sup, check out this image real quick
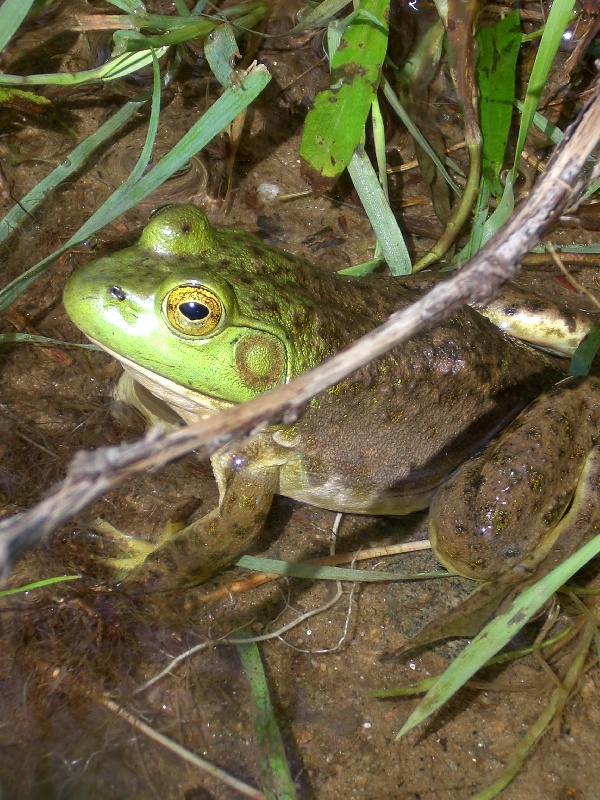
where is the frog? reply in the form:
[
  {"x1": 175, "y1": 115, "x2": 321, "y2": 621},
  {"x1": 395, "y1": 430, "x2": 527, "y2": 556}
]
[{"x1": 62, "y1": 203, "x2": 600, "y2": 604}]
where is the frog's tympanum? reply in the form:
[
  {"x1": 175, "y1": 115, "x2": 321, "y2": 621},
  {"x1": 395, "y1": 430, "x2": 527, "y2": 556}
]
[{"x1": 63, "y1": 204, "x2": 600, "y2": 609}]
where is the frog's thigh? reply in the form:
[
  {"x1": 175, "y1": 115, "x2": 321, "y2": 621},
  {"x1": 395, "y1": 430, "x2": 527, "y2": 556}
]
[
  {"x1": 428, "y1": 377, "x2": 600, "y2": 580},
  {"x1": 124, "y1": 450, "x2": 280, "y2": 591}
]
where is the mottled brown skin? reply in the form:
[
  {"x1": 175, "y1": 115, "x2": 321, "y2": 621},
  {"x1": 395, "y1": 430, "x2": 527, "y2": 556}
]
[{"x1": 430, "y1": 376, "x2": 600, "y2": 579}]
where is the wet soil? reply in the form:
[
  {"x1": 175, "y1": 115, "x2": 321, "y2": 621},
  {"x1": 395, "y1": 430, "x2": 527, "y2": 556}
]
[{"x1": 1, "y1": 2, "x2": 600, "y2": 799}]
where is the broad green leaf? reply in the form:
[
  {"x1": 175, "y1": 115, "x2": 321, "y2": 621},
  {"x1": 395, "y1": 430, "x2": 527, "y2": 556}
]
[
  {"x1": 479, "y1": 0, "x2": 575, "y2": 249},
  {"x1": 300, "y1": 0, "x2": 390, "y2": 178},
  {"x1": 476, "y1": 11, "x2": 521, "y2": 196}
]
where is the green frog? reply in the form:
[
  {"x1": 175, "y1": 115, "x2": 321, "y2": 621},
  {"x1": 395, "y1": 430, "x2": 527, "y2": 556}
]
[{"x1": 62, "y1": 204, "x2": 600, "y2": 597}]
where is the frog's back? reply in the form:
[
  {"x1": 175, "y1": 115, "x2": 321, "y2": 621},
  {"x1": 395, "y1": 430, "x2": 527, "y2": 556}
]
[{"x1": 270, "y1": 283, "x2": 563, "y2": 515}]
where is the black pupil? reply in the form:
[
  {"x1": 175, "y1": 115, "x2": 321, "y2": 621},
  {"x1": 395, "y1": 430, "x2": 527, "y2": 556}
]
[
  {"x1": 180, "y1": 301, "x2": 210, "y2": 321},
  {"x1": 110, "y1": 285, "x2": 126, "y2": 301}
]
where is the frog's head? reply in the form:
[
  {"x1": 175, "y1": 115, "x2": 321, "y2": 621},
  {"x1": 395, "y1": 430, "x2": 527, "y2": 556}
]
[{"x1": 63, "y1": 205, "x2": 294, "y2": 408}]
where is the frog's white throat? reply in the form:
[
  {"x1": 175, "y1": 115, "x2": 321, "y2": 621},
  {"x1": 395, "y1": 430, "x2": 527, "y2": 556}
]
[{"x1": 92, "y1": 340, "x2": 232, "y2": 427}]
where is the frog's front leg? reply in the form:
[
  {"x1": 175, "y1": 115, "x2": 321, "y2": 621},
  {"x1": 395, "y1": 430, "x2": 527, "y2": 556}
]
[{"x1": 106, "y1": 439, "x2": 282, "y2": 592}]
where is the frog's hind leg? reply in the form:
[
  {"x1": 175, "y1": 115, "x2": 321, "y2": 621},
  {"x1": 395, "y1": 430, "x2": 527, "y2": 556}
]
[
  {"x1": 477, "y1": 285, "x2": 592, "y2": 357},
  {"x1": 390, "y1": 442, "x2": 600, "y2": 657},
  {"x1": 392, "y1": 376, "x2": 600, "y2": 655}
]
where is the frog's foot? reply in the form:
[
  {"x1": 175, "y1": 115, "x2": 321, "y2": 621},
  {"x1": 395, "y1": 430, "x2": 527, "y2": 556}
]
[
  {"x1": 103, "y1": 507, "x2": 262, "y2": 591},
  {"x1": 92, "y1": 517, "x2": 191, "y2": 580},
  {"x1": 385, "y1": 579, "x2": 514, "y2": 659},
  {"x1": 91, "y1": 467, "x2": 279, "y2": 591}
]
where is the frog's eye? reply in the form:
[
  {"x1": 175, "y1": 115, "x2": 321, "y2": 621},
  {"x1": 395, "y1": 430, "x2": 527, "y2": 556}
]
[
  {"x1": 163, "y1": 284, "x2": 223, "y2": 336},
  {"x1": 148, "y1": 203, "x2": 175, "y2": 220}
]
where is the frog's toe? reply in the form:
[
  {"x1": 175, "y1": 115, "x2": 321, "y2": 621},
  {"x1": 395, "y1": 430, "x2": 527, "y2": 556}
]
[{"x1": 92, "y1": 518, "x2": 157, "y2": 576}]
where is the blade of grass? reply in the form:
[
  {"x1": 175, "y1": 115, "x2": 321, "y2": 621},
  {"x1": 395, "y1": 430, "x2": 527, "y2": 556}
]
[
  {"x1": 289, "y1": 0, "x2": 353, "y2": 34},
  {"x1": 0, "y1": 64, "x2": 271, "y2": 314},
  {"x1": 127, "y1": 48, "x2": 161, "y2": 184},
  {"x1": 0, "y1": 334, "x2": 97, "y2": 347},
  {"x1": 0, "y1": 95, "x2": 148, "y2": 246},
  {"x1": 0, "y1": 47, "x2": 169, "y2": 85},
  {"x1": 471, "y1": 617, "x2": 596, "y2": 800},
  {"x1": 512, "y1": 0, "x2": 577, "y2": 170},
  {"x1": 347, "y1": 145, "x2": 412, "y2": 274},
  {"x1": 107, "y1": 0, "x2": 147, "y2": 12},
  {"x1": 0, "y1": 0, "x2": 37, "y2": 52},
  {"x1": 237, "y1": 555, "x2": 448, "y2": 582},
  {"x1": 0, "y1": 575, "x2": 81, "y2": 597},
  {"x1": 397, "y1": 532, "x2": 600, "y2": 739},
  {"x1": 236, "y1": 640, "x2": 298, "y2": 800},
  {"x1": 381, "y1": 75, "x2": 460, "y2": 194}
]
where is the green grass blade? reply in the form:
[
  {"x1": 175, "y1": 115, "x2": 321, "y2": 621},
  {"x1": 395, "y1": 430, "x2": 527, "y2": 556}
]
[
  {"x1": 347, "y1": 146, "x2": 412, "y2": 274},
  {"x1": 0, "y1": 47, "x2": 169, "y2": 85},
  {"x1": 512, "y1": 0, "x2": 576, "y2": 170},
  {"x1": 514, "y1": 100, "x2": 564, "y2": 144},
  {"x1": 107, "y1": 0, "x2": 147, "y2": 11},
  {"x1": 127, "y1": 50, "x2": 161, "y2": 184},
  {"x1": 397, "y1": 533, "x2": 600, "y2": 739},
  {"x1": 0, "y1": 96, "x2": 148, "y2": 246},
  {"x1": 290, "y1": 0, "x2": 353, "y2": 34},
  {"x1": 382, "y1": 76, "x2": 460, "y2": 195},
  {"x1": 0, "y1": 334, "x2": 96, "y2": 347},
  {"x1": 237, "y1": 555, "x2": 449, "y2": 582},
  {"x1": 0, "y1": 0, "x2": 36, "y2": 52},
  {"x1": 0, "y1": 64, "x2": 271, "y2": 315},
  {"x1": 236, "y1": 640, "x2": 298, "y2": 800},
  {"x1": 0, "y1": 575, "x2": 81, "y2": 597},
  {"x1": 300, "y1": 0, "x2": 390, "y2": 178},
  {"x1": 479, "y1": 171, "x2": 515, "y2": 246}
]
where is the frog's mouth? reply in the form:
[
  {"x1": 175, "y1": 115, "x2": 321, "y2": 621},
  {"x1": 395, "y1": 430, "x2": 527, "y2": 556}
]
[{"x1": 88, "y1": 338, "x2": 233, "y2": 425}]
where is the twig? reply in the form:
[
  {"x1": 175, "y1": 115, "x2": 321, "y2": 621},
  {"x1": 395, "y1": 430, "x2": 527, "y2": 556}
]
[{"x1": 101, "y1": 697, "x2": 266, "y2": 800}]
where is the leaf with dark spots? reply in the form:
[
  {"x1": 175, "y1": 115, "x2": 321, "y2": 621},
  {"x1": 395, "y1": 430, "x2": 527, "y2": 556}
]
[{"x1": 299, "y1": 0, "x2": 390, "y2": 178}]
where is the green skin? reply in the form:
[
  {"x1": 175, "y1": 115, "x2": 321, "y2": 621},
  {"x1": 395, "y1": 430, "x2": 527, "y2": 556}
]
[{"x1": 63, "y1": 204, "x2": 600, "y2": 592}]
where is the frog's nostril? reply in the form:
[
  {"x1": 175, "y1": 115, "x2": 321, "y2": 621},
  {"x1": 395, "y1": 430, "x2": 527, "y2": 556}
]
[{"x1": 110, "y1": 285, "x2": 126, "y2": 301}]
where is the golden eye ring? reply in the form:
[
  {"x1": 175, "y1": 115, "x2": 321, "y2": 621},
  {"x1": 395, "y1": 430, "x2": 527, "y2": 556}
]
[{"x1": 164, "y1": 284, "x2": 223, "y2": 336}]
